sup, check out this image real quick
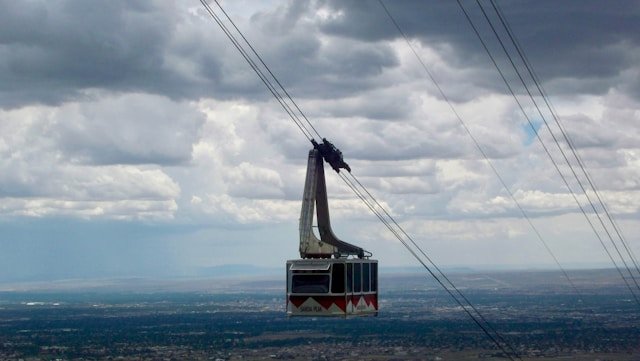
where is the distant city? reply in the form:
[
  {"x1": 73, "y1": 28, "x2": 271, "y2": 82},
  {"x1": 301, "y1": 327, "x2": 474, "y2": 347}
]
[{"x1": 0, "y1": 268, "x2": 638, "y2": 360}]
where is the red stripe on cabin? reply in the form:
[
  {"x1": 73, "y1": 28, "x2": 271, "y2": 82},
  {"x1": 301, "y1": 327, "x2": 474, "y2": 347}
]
[
  {"x1": 333, "y1": 297, "x2": 347, "y2": 312},
  {"x1": 352, "y1": 295, "x2": 361, "y2": 307},
  {"x1": 364, "y1": 294, "x2": 378, "y2": 310},
  {"x1": 289, "y1": 296, "x2": 307, "y2": 308},
  {"x1": 316, "y1": 296, "x2": 346, "y2": 312},
  {"x1": 289, "y1": 296, "x2": 347, "y2": 312},
  {"x1": 316, "y1": 296, "x2": 333, "y2": 310}
]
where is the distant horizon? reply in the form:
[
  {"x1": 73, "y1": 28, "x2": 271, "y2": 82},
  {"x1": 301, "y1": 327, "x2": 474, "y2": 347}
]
[{"x1": 0, "y1": 261, "x2": 621, "y2": 287}]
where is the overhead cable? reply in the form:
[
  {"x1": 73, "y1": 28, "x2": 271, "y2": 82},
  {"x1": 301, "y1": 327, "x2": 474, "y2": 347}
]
[
  {"x1": 376, "y1": 0, "x2": 583, "y2": 300},
  {"x1": 455, "y1": 0, "x2": 640, "y2": 303},
  {"x1": 199, "y1": 0, "x2": 314, "y2": 141},
  {"x1": 487, "y1": 0, "x2": 640, "y2": 279},
  {"x1": 200, "y1": 1, "x2": 521, "y2": 358},
  {"x1": 472, "y1": 0, "x2": 640, "y2": 294},
  {"x1": 339, "y1": 172, "x2": 520, "y2": 360}
]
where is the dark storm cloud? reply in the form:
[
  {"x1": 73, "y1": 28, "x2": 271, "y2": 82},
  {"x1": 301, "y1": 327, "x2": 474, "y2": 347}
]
[
  {"x1": 0, "y1": 0, "x2": 400, "y2": 108},
  {"x1": 2, "y1": 0, "x2": 638, "y2": 109},
  {"x1": 319, "y1": 0, "x2": 640, "y2": 98},
  {"x1": 0, "y1": 0, "x2": 269, "y2": 108},
  {"x1": 0, "y1": 1, "x2": 181, "y2": 107},
  {"x1": 238, "y1": 4, "x2": 400, "y2": 101}
]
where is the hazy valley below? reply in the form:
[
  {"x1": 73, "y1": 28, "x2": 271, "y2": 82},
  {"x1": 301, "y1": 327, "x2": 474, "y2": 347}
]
[{"x1": 0, "y1": 268, "x2": 638, "y2": 360}]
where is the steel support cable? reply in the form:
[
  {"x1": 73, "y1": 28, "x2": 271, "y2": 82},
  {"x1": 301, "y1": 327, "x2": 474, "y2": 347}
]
[
  {"x1": 203, "y1": 0, "x2": 314, "y2": 140},
  {"x1": 199, "y1": 0, "x2": 314, "y2": 141},
  {"x1": 455, "y1": 0, "x2": 640, "y2": 305},
  {"x1": 560, "y1": 134, "x2": 640, "y2": 277},
  {"x1": 376, "y1": 0, "x2": 583, "y2": 300},
  {"x1": 473, "y1": 0, "x2": 640, "y2": 293},
  {"x1": 346, "y1": 170, "x2": 523, "y2": 359},
  {"x1": 209, "y1": 0, "x2": 323, "y2": 141},
  {"x1": 541, "y1": 98, "x2": 640, "y2": 277},
  {"x1": 338, "y1": 173, "x2": 519, "y2": 360},
  {"x1": 342, "y1": 172, "x2": 521, "y2": 359},
  {"x1": 201, "y1": 1, "x2": 312, "y2": 140},
  {"x1": 488, "y1": 0, "x2": 640, "y2": 278},
  {"x1": 201, "y1": 1, "x2": 523, "y2": 356},
  {"x1": 474, "y1": 0, "x2": 640, "y2": 293}
]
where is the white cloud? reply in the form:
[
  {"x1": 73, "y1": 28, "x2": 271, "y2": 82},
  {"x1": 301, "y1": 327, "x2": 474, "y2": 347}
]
[
  {"x1": 405, "y1": 218, "x2": 526, "y2": 242},
  {"x1": 0, "y1": 198, "x2": 177, "y2": 220},
  {"x1": 226, "y1": 162, "x2": 285, "y2": 199},
  {"x1": 1, "y1": 1, "x2": 640, "y2": 276},
  {"x1": 197, "y1": 193, "x2": 297, "y2": 224},
  {"x1": 0, "y1": 97, "x2": 183, "y2": 220},
  {"x1": 52, "y1": 92, "x2": 205, "y2": 165}
]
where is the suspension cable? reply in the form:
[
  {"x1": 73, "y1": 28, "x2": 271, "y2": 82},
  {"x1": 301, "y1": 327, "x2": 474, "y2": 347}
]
[
  {"x1": 209, "y1": 0, "x2": 323, "y2": 141},
  {"x1": 200, "y1": 1, "x2": 521, "y2": 357},
  {"x1": 455, "y1": 0, "x2": 640, "y2": 305},
  {"x1": 487, "y1": 0, "x2": 640, "y2": 279},
  {"x1": 339, "y1": 172, "x2": 520, "y2": 359},
  {"x1": 377, "y1": 0, "x2": 583, "y2": 300},
  {"x1": 200, "y1": 0, "x2": 314, "y2": 141},
  {"x1": 473, "y1": 0, "x2": 640, "y2": 294}
]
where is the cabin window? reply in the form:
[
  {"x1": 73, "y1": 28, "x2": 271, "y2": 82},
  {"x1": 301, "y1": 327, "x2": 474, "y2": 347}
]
[
  {"x1": 331, "y1": 263, "x2": 345, "y2": 293},
  {"x1": 363, "y1": 262, "x2": 370, "y2": 292},
  {"x1": 371, "y1": 263, "x2": 378, "y2": 292},
  {"x1": 292, "y1": 274, "x2": 330, "y2": 293},
  {"x1": 354, "y1": 263, "x2": 362, "y2": 293},
  {"x1": 346, "y1": 263, "x2": 353, "y2": 293}
]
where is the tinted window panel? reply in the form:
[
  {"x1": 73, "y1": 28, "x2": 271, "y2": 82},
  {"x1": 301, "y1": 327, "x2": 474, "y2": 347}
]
[
  {"x1": 292, "y1": 275, "x2": 330, "y2": 293},
  {"x1": 371, "y1": 263, "x2": 378, "y2": 292},
  {"x1": 354, "y1": 263, "x2": 362, "y2": 293},
  {"x1": 346, "y1": 263, "x2": 353, "y2": 293},
  {"x1": 363, "y1": 263, "x2": 370, "y2": 292},
  {"x1": 331, "y1": 263, "x2": 345, "y2": 293}
]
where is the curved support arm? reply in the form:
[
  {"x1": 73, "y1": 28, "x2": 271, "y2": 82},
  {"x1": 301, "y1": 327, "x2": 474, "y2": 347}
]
[
  {"x1": 299, "y1": 150, "x2": 336, "y2": 258},
  {"x1": 298, "y1": 147, "x2": 366, "y2": 259},
  {"x1": 313, "y1": 150, "x2": 364, "y2": 258}
]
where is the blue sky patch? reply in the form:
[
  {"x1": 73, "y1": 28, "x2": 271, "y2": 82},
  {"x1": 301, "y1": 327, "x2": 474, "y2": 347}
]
[{"x1": 522, "y1": 119, "x2": 542, "y2": 146}]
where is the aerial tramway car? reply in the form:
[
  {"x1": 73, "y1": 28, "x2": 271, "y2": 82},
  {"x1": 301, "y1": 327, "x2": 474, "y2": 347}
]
[{"x1": 286, "y1": 139, "x2": 378, "y2": 317}]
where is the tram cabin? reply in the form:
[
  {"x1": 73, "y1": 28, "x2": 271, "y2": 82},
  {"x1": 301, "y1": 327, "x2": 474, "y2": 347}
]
[{"x1": 286, "y1": 258, "x2": 378, "y2": 317}]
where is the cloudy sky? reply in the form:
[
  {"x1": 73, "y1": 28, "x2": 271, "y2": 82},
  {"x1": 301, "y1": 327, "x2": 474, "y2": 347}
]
[{"x1": 1, "y1": 0, "x2": 639, "y2": 282}]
